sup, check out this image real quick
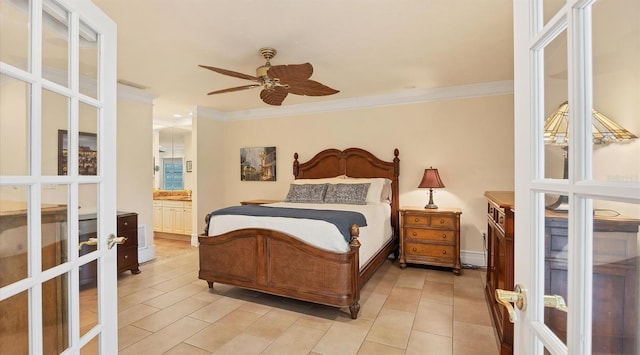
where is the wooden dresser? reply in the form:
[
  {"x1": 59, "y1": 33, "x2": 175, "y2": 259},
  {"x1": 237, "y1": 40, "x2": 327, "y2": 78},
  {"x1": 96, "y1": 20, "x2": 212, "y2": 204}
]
[
  {"x1": 484, "y1": 191, "x2": 639, "y2": 354},
  {"x1": 79, "y1": 211, "x2": 140, "y2": 287},
  {"x1": 399, "y1": 207, "x2": 462, "y2": 274}
]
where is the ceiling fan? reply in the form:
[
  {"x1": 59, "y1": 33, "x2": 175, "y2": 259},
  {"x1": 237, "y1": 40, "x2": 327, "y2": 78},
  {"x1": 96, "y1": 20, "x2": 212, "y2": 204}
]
[{"x1": 199, "y1": 47, "x2": 339, "y2": 106}]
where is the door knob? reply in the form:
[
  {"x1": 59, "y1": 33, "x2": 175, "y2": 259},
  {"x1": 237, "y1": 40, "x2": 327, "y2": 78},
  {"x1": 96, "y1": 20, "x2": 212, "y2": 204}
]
[
  {"x1": 495, "y1": 284, "x2": 527, "y2": 323},
  {"x1": 107, "y1": 234, "x2": 127, "y2": 249}
]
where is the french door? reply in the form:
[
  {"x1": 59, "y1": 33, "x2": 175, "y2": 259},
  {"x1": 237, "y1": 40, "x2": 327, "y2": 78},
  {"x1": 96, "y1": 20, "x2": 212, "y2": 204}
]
[
  {"x1": 512, "y1": 0, "x2": 639, "y2": 354},
  {"x1": 0, "y1": 0, "x2": 118, "y2": 353}
]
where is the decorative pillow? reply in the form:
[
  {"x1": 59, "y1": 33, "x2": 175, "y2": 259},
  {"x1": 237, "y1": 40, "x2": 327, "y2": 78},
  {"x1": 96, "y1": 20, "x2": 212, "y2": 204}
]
[
  {"x1": 284, "y1": 184, "x2": 328, "y2": 203},
  {"x1": 342, "y1": 177, "x2": 392, "y2": 204},
  {"x1": 324, "y1": 183, "x2": 370, "y2": 205}
]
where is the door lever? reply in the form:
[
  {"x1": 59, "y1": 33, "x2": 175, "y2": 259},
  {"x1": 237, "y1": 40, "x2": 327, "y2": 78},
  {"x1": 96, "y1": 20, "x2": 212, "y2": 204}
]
[
  {"x1": 495, "y1": 284, "x2": 527, "y2": 323},
  {"x1": 544, "y1": 294, "x2": 568, "y2": 312},
  {"x1": 107, "y1": 234, "x2": 127, "y2": 249}
]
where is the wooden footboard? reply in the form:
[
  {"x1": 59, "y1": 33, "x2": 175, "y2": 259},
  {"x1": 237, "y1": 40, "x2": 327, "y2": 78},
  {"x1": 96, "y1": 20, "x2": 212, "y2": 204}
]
[{"x1": 198, "y1": 225, "x2": 363, "y2": 318}]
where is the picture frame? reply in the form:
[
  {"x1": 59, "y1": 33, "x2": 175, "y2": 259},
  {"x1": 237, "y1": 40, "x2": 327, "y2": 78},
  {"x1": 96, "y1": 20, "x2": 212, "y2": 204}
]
[
  {"x1": 186, "y1": 160, "x2": 192, "y2": 173},
  {"x1": 240, "y1": 146, "x2": 276, "y2": 181},
  {"x1": 58, "y1": 130, "x2": 98, "y2": 176}
]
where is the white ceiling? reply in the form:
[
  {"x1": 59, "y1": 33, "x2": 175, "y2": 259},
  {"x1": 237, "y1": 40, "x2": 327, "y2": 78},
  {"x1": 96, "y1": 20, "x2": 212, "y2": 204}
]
[{"x1": 92, "y1": 0, "x2": 514, "y2": 121}]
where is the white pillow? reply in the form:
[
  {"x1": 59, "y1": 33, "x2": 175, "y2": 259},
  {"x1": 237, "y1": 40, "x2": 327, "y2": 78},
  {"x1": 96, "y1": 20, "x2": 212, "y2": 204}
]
[
  {"x1": 341, "y1": 177, "x2": 392, "y2": 204},
  {"x1": 292, "y1": 175, "x2": 347, "y2": 185}
]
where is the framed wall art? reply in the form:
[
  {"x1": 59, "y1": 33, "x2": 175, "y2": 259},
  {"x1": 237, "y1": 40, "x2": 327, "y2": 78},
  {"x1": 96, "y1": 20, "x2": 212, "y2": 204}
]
[
  {"x1": 58, "y1": 130, "x2": 98, "y2": 176},
  {"x1": 240, "y1": 146, "x2": 276, "y2": 181}
]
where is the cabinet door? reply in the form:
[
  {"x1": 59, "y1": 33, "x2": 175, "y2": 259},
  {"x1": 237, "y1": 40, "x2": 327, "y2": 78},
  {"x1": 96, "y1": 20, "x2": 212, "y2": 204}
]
[
  {"x1": 153, "y1": 206, "x2": 163, "y2": 232},
  {"x1": 184, "y1": 207, "x2": 192, "y2": 235},
  {"x1": 173, "y1": 208, "x2": 185, "y2": 234},
  {"x1": 162, "y1": 207, "x2": 174, "y2": 232}
]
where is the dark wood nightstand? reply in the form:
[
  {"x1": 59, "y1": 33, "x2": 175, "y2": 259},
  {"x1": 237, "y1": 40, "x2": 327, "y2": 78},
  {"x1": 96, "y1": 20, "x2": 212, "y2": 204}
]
[
  {"x1": 399, "y1": 207, "x2": 462, "y2": 274},
  {"x1": 240, "y1": 199, "x2": 282, "y2": 205}
]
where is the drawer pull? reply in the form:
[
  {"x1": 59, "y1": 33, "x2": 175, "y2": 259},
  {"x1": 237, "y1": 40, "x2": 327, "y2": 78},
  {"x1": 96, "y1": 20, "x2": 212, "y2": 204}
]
[
  {"x1": 414, "y1": 218, "x2": 419, "y2": 223},
  {"x1": 439, "y1": 219, "x2": 445, "y2": 224},
  {"x1": 412, "y1": 247, "x2": 417, "y2": 252},
  {"x1": 123, "y1": 220, "x2": 128, "y2": 226},
  {"x1": 124, "y1": 255, "x2": 128, "y2": 259},
  {"x1": 442, "y1": 250, "x2": 447, "y2": 255},
  {"x1": 412, "y1": 232, "x2": 417, "y2": 236},
  {"x1": 442, "y1": 234, "x2": 447, "y2": 239}
]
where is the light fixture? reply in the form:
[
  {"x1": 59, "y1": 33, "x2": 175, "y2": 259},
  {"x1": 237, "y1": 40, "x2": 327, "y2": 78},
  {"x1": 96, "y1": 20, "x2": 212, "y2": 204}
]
[
  {"x1": 544, "y1": 101, "x2": 638, "y2": 210},
  {"x1": 418, "y1": 167, "x2": 445, "y2": 209}
]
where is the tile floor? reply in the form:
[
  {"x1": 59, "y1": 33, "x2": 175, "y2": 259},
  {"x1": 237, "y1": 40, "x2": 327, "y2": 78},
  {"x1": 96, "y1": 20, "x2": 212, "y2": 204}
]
[{"x1": 112, "y1": 237, "x2": 499, "y2": 354}]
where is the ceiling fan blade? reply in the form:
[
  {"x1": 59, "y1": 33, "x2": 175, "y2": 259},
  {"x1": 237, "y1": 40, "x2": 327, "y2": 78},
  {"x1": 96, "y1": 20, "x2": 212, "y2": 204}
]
[
  {"x1": 260, "y1": 87, "x2": 288, "y2": 106},
  {"x1": 267, "y1": 63, "x2": 313, "y2": 81},
  {"x1": 207, "y1": 84, "x2": 261, "y2": 95},
  {"x1": 198, "y1": 65, "x2": 259, "y2": 81},
  {"x1": 286, "y1": 79, "x2": 340, "y2": 96}
]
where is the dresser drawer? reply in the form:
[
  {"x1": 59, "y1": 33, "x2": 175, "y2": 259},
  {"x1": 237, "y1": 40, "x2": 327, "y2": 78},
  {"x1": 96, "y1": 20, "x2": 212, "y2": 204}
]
[
  {"x1": 118, "y1": 214, "x2": 137, "y2": 231},
  {"x1": 118, "y1": 229, "x2": 138, "y2": 248},
  {"x1": 404, "y1": 228, "x2": 454, "y2": 242},
  {"x1": 405, "y1": 242, "x2": 454, "y2": 259},
  {"x1": 404, "y1": 213, "x2": 429, "y2": 226},
  {"x1": 430, "y1": 215, "x2": 456, "y2": 229},
  {"x1": 117, "y1": 246, "x2": 137, "y2": 270}
]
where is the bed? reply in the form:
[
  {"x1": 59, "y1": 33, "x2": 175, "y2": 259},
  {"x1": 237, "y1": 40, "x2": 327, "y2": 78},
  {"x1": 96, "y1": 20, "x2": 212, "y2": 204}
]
[{"x1": 198, "y1": 147, "x2": 400, "y2": 319}]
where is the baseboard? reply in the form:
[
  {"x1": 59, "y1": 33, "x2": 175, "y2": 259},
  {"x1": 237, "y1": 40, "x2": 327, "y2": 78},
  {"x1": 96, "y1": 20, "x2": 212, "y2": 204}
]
[{"x1": 461, "y1": 249, "x2": 487, "y2": 268}]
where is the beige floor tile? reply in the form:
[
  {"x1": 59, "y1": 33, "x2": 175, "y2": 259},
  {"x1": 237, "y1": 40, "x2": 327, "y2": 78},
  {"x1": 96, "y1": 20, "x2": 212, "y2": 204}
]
[
  {"x1": 184, "y1": 310, "x2": 262, "y2": 351},
  {"x1": 163, "y1": 342, "x2": 211, "y2": 355},
  {"x1": 143, "y1": 283, "x2": 205, "y2": 309},
  {"x1": 188, "y1": 297, "x2": 245, "y2": 323},
  {"x1": 365, "y1": 308, "x2": 415, "y2": 349},
  {"x1": 118, "y1": 325, "x2": 151, "y2": 350},
  {"x1": 313, "y1": 320, "x2": 372, "y2": 355},
  {"x1": 190, "y1": 288, "x2": 223, "y2": 304},
  {"x1": 413, "y1": 300, "x2": 453, "y2": 337},
  {"x1": 421, "y1": 280, "x2": 454, "y2": 305},
  {"x1": 358, "y1": 292, "x2": 388, "y2": 320},
  {"x1": 425, "y1": 269, "x2": 455, "y2": 284},
  {"x1": 294, "y1": 314, "x2": 335, "y2": 331},
  {"x1": 118, "y1": 303, "x2": 160, "y2": 329},
  {"x1": 452, "y1": 321, "x2": 499, "y2": 355},
  {"x1": 453, "y1": 298, "x2": 493, "y2": 326},
  {"x1": 211, "y1": 333, "x2": 272, "y2": 355},
  {"x1": 132, "y1": 297, "x2": 209, "y2": 332},
  {"x1": 118, "y1": 287, "x2": 166, "y2": 311},
  {"x1": 406, "y1": 330, "x2": 453, "y2": 355},
  {"x1": 357, "y1": 340, "x2": 405, "y2": 355},
  {"x1": 244, "y1": 309, "x2": 300, "y2": 340},
  {"x1": 261, "y1": 323, "x2": 327, "y2": 355},
  {"x1": 395, "y1": 267, "x2": 427, "y2": 288},
  {"x1": 383, "y1": 287, "x2": 422, "y2": 313},
  {"x1": 119, "y1": 317, "x2": 209, "y2": 355},
  {"x1": 151, "y1": 271, "x2": 201, "y2": 292}
]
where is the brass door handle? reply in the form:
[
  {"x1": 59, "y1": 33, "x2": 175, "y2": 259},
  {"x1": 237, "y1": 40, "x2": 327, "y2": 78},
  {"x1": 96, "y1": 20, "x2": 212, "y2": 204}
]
[
  {"x1": 495, "y1": 284, "x2": 526, "y2": 323},
  {"x1": 78, "y1": 237, "x2": 98, "y2": 250},
  {"x1": 107, "y1": 234, "x2": 127, "y2": 249},
  {"x1": 544, "y1": 294, "x2": 568, "y2": 312}
]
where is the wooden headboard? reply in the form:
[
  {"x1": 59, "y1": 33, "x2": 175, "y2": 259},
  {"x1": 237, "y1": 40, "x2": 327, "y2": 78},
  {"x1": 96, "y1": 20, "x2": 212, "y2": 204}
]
[{"x1": 292, "y1": 148, "x2": 400, "y2": 238}]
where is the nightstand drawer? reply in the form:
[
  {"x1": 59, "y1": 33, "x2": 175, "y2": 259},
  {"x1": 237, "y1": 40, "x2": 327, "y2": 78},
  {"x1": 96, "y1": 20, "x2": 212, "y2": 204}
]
[
  {"x1": 430, "y1": 216, "x2": 456, "y2": 229},
  {"x1": 405, "y1": 242, "x2": 454, "y2": 259},
  {"x1": 405, "y1": 228, "x2": 454, "y2": 242},
  {"x1": 404, "y1": 213, "x2": 429, "y2": 226}
]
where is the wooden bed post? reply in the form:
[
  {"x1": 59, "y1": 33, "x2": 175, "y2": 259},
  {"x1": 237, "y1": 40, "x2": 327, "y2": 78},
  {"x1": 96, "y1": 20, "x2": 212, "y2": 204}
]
[{"x1": 349, "y1": 224, "x2": 361, "y2": 319}]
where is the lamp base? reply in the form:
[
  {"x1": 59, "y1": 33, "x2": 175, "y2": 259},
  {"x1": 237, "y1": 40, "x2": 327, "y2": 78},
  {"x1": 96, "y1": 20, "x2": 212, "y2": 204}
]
[
  {"x1": 424, "y1": 188, "x2": 438, "y2": 209},
  {"x1": 546, "y1": 195, "x2": 569, "y2": 212}
]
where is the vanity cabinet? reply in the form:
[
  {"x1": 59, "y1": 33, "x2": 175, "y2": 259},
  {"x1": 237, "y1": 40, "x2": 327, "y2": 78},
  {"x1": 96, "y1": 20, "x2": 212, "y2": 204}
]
[
  {"x1": 484, "y1": 191, "x2": 639, "y2": 355},
  {"x1": 154, "y1": 199, "x2": 192, "y2": 235}
]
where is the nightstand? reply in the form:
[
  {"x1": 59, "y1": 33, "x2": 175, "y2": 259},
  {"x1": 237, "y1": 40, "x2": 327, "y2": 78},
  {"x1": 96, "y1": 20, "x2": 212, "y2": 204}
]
[
  {"x1": 399, "y1": 207, "x2": 462, "y2": 275},
  {"x1": 240, "y1": 199, "x2": 282, "y2": 205}
]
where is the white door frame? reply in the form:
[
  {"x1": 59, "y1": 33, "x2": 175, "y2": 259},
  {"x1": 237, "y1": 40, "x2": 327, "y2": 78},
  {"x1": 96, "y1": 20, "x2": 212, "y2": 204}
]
[
  {"x1": 514, "y1": 0, "x2": 639, "y2": 354},
  {"x1": 0, "y1": 0, "x2": 118, "y2": 353}
]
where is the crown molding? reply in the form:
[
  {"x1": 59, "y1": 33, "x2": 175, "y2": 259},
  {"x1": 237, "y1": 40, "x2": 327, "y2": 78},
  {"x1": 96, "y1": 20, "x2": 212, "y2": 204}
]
[
  {"x1": 196, "y1": 80, "x2": 514, "y2": 122},
  {"x1": 117, "y1": 83, "x2": 156, "y2": 104}
]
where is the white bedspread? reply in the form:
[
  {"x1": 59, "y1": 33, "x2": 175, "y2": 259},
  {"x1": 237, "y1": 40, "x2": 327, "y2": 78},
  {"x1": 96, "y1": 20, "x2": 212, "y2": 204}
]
[{"x1": 206, "y1": 202, "x2": 392, "y2": 268}]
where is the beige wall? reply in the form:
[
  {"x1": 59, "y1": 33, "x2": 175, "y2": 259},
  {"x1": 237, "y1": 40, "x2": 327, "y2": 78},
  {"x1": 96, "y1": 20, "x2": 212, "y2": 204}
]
[
  {"x1": 195, "y1": 95, "x2": 515, "y2": 257},
  {"x1": 116, "y1": 97, "x2": 154, "y2": 260}
]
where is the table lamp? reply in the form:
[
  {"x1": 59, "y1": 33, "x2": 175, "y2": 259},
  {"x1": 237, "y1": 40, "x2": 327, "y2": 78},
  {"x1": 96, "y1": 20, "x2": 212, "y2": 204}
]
[{"x1": 418, "y1": 167, "x2": 445, "y2": 209}]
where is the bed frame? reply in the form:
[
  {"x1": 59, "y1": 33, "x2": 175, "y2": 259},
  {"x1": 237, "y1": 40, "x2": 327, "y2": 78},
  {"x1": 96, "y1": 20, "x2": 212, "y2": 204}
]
[{"x1": 198, "y1": 147, "x2": 400, "y2": 319}]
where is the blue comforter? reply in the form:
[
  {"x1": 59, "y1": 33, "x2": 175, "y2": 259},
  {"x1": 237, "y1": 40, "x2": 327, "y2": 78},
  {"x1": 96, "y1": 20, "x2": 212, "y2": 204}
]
[{"x1": 208, "y1": 205, "x2": 367, "y2": 242}]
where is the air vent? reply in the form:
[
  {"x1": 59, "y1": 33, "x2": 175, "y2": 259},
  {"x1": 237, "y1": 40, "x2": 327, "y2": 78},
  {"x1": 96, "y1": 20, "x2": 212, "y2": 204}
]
[{"x1": 117, "y1": 79, "x2": 149, "y2": 90}]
